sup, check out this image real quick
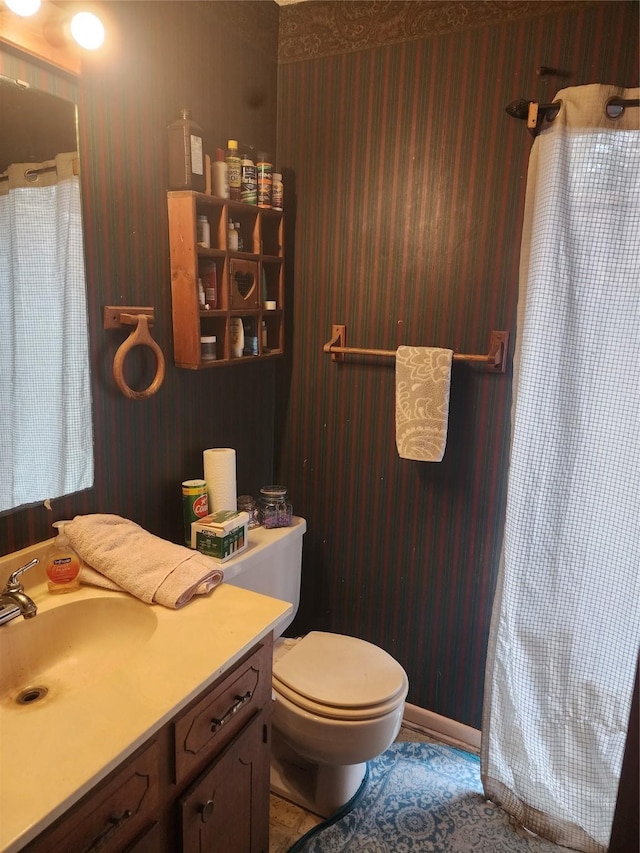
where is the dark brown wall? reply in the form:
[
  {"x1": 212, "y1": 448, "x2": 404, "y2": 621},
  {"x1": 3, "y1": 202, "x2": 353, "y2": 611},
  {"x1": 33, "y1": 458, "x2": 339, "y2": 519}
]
[
  {"x1": 0, "y1": 1, "x2": 280, "y2": 551},
  {"x1": 1, "y1": 1, "x2": 638, "y2": 732},
  {"x1": 275, "y1": 1, "x2": 639, "y2": 728}
]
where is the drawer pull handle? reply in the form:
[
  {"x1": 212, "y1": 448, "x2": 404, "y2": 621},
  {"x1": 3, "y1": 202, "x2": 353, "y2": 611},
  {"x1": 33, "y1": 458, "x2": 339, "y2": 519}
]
[
  {"x1": 85, "y1": 809, "x2": 133, "y2": 853},
  {"x1": 200, "y1": 798, "x2": 215, "y2": 823},
  {"x1": 210, "y1": 690, "x2": 253, "y2": 732}
]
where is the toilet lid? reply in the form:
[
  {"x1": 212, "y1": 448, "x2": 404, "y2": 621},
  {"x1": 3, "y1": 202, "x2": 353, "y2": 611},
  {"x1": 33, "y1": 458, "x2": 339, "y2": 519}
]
[{"x1": 272, "y1": 632, "x2": 408, "y2": 718}]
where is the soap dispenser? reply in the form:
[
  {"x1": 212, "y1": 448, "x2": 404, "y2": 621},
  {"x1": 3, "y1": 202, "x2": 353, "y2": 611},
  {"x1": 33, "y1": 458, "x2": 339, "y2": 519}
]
[{"x1": 45, "y1": 521, "x2": 82, "y2": 594}]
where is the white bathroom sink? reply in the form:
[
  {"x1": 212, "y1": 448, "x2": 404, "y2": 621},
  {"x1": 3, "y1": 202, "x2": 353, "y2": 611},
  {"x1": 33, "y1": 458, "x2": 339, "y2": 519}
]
[
  {"x1": 0, "y1": 596, "x2": 158, "y2": 704},
  {"x1": 0, "y1": 551, "x2": 291, "y2": 853}
]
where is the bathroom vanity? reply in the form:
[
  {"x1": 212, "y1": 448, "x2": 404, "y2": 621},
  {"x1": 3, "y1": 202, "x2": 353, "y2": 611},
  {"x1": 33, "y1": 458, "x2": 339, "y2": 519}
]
[
  {"x1": 24, "y1": 638, "x2": 272, "y2": 852},
  {"x1": 0, "y1": 543, "x2": 292, "y2": 853}
]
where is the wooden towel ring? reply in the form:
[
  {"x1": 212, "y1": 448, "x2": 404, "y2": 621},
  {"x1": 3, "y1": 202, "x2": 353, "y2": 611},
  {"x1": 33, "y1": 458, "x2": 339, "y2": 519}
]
[{"x1": 112, "y1": 313, "x2": 166, "y2": 400}]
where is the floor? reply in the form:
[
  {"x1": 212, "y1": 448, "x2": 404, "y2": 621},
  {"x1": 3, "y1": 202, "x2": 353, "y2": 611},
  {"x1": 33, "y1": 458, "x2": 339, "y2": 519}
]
[{"x1": 268, "y1": 724, "x2": 474, "y2": 853}]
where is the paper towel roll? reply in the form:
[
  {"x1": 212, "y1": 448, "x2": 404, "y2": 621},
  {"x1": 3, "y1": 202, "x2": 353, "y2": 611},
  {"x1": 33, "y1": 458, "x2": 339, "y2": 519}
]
[{"x1": 203, "y1": 448, "x2": 237, "y2": 513}]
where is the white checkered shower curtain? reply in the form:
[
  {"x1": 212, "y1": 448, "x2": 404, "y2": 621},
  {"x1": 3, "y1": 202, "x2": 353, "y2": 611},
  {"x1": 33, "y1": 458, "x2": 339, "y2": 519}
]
[
  {"x1": 481, "y1": 85, "x2": 640, "y2": 852},
  {"x1": 0, "y1": 152, "x2": 93, "y2": 512}
]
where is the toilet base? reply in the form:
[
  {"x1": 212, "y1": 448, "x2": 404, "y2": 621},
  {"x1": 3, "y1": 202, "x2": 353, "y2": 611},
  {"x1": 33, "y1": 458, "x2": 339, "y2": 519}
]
[{"x1": 270, "y1": 728, "x2": 367, "y2": 818}]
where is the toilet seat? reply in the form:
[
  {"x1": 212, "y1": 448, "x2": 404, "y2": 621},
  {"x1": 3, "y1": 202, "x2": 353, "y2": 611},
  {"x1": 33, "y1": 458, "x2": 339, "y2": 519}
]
[{"x1": 272, "y1": 631, "x2": 408, "y2": 721}]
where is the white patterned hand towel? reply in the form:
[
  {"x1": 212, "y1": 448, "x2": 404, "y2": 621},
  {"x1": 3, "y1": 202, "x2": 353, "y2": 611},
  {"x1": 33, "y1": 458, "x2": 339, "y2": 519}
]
[
  {"x1": 395, "y1": 346, "x2": 453, "y2": 461},
  {"x1": 66, "y1": 514, "x2": 223, "y2": 609}
]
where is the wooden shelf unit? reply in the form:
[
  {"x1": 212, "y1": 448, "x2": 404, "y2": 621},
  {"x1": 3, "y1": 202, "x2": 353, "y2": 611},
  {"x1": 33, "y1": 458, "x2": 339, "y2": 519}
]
[{"x1": 167, "y1": 192, "x2": 284, "y2": 369}]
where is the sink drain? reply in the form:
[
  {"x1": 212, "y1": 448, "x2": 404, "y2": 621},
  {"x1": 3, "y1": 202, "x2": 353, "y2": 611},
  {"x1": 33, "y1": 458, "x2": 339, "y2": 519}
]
[{"x1": 15, "y1": 685, "x2": 48, "y2": 705}]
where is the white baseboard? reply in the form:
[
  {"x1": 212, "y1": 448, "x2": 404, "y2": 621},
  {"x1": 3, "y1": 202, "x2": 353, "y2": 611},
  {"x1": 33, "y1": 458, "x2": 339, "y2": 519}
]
[{"x1": 402, "y1": 702, "x2": 481, "y2": 753}]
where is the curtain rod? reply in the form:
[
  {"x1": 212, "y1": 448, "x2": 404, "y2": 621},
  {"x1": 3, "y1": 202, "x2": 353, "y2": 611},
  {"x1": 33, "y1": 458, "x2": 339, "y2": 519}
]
[
  {"x1": 505, "y1": 97, "x2": 639, "y2": 136},
  {"x1": 323, "y1": 326, "x2": 510, "y2": 373},
  {"x1": 0, "y1": 157, "x2": 79, "y2": 183}
]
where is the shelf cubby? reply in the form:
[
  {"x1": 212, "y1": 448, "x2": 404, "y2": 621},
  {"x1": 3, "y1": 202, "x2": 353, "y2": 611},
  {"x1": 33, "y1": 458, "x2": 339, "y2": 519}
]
[{"x1": 168, "y1": 191, "x2": 284, "y2": 369}]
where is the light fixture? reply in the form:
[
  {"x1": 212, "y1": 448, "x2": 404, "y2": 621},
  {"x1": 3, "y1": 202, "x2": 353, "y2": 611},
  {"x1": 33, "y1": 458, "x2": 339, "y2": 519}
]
[
  {"x1": 3, "y1": 0, "x2": 106, "y2": 53},
  {"x1": 4, "y1": 0, "x2": 41, "y2": 16},
  {"x1": 69, "y1": 10, "x2": 104, "y2": 50}
]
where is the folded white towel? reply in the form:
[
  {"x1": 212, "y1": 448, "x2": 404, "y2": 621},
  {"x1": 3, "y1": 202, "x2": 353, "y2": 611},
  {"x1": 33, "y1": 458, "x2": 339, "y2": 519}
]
[
  {"x1": 395, "y1": 346, "x2": 453, "y2": 462},
  {"x1": 66, "y1": 514, "x2": 223, "y2": 609}
]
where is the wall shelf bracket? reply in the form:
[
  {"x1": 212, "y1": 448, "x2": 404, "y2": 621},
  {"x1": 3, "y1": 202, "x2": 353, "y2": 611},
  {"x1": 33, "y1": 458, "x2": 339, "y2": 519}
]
[{"x1": 324, "y1": 324, "x2": 347, "y2": 362}]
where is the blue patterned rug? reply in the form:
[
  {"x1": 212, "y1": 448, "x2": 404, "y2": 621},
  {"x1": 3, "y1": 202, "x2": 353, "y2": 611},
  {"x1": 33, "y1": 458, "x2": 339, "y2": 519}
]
[{"x1": 288, "y1": 742, "x2": 569, "y2": 852}]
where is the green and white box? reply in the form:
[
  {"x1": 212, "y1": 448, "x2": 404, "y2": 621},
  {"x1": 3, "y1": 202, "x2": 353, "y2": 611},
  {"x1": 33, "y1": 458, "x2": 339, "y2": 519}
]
[{"x1": 191, "y1": 510, "x2": 250, "y2": 561}]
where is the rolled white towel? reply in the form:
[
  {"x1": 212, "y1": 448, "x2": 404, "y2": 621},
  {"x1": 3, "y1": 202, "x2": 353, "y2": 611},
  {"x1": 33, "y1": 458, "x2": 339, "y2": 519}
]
[{"x1": 66, "y1": 514, "x2": 223, "y2": 609}]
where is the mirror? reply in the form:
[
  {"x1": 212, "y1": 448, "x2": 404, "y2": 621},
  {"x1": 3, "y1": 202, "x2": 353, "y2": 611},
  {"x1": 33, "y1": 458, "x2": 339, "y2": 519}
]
[
  {"x1": 0, "y1": 78, "x2": 77, "y2": 170},
  {"x1": 0, "y1": 66, "x2": 93, "y2": 514}
]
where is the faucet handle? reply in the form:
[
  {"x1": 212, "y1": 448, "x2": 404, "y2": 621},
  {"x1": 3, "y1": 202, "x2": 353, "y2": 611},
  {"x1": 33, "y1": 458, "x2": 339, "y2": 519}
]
[{"x1": 6, "y1": 558, "x2": 39, "y2": 591}]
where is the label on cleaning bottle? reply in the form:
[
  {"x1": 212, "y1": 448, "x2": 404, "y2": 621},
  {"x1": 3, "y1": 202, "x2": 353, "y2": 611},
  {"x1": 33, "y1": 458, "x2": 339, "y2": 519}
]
[
  {"x1": 241, "y1": 161, "x2": 257, "y2": 205},
  {"x1": 190, "y1": 134, "x2": 204, "y2": 176},
  {"x1": 48, "y1": 556, "x2": 80, "y2": 583},
  {"x1": 182, "y1": 479, "x2": 209, "y2": 547},
  {"x1": 257, "y1": 162, "x2": 272, "y2": 208}
]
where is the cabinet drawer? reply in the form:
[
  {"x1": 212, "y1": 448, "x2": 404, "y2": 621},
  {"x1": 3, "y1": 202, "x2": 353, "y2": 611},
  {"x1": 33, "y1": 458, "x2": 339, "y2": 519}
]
[
  {"x1": 174, "y1": 638, "x2": 272, "y2": 784},
  {"x1": 26, "y1": 740, "x2": 159, "y2": 853},
  {"x1": 180, "y1": 711, "x2": 269, "y2": 853}
]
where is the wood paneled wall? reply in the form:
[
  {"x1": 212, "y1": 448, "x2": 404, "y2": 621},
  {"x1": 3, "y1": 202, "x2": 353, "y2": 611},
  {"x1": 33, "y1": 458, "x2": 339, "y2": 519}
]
[
  {"x1": 1, "y1": 0, "x2": 638, "y2": 731},
  {"x1": 0, "y1": 1, "x2": 280, "y2": 551},
  {"x1": 276, "y1": 1, "x2": 639, "y2": 727}
]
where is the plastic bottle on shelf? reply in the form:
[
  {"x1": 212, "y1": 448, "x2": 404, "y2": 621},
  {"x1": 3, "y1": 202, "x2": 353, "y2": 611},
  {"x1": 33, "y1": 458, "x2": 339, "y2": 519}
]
[
  {"x1": 198, "y1": 277, "x2": 206, "y2": 307},
  {"x1": 226, "y1": 139, "x2": 242, "y2": 201},
  {"x1": 271, "y1": 172, "x2": 283, "y2": 211},
  {"x1": 241, "y1": 150, "x2": 257, "y2": 205},
  {"x1": 229, "y1": 317, "x2": 244, "y2": 358},
  {"x1": 257, "y1": 152, "x2": 272, "y2": 208},
  {"x1": 167, "y1": 108, "x2": 205, "y2": 192},
  {"x1": 228, "y1": 221, "x2": 239, "y2": 251},
  {"x1": 243, "y1": 318, "x2": 258, "y2": 355},
  {"x1": 204, "y1": 266, "x2": 217, "y2": 308},
  {"x1": 212, "y1": 148, "x2": 229, "y2": 199},
  {"x1": 197, "y1": 214, "x2": 210, "y2": 248},
  {"x1": 234, "y1": 222, "x2": 243, "y2": 252}
]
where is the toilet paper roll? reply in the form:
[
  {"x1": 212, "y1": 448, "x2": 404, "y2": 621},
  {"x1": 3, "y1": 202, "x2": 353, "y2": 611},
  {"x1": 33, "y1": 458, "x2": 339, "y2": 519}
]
[{"x1": 203, "y1": 448, "x2": 237, "y2": 513}]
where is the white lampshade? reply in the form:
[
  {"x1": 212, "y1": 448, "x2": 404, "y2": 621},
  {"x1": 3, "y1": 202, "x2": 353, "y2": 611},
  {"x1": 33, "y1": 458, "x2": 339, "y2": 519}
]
[
  {"x1": 4, "y1": 0, "x2": 41, "y2": 16},
  {"x1": 69, "y1": 11, "x2": 105, "y2": 50}
]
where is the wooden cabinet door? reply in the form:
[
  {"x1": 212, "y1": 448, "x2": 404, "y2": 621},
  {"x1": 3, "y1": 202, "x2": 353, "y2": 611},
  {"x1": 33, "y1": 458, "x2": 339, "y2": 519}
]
[
  {"x1": 25, "y1": 741, "x2": 159, "y2": 853},
  {"x1": 180, "y1": 711, "x2": 270, "y2": 853}
]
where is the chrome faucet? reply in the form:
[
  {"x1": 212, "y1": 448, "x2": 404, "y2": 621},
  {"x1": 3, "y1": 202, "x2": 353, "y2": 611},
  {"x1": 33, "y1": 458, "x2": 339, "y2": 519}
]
[{"x1": 0, "y1": 558, "x2": 39, "y2": 625}]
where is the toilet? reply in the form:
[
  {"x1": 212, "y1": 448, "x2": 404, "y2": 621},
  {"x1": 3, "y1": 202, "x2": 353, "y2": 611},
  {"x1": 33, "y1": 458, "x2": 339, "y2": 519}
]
[{"x1": 223, "y1": 516, "x2": 409, "y2": 817}]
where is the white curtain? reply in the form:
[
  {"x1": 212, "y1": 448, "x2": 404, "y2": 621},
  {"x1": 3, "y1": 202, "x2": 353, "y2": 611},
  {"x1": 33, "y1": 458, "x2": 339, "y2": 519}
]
[
  {"x1": 481, "y1": 85, "x2": 640, "y2": 852},
  {"x1": 0, "y1": 152, "x2": 93, "y2": 513}
]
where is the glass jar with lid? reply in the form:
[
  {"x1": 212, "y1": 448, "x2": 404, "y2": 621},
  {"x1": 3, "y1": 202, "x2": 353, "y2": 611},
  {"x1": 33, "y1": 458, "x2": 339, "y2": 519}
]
[
  {"x1": 258, "y1": 485, "x2": 292, "y2": 529},
  {"x1": 200, "y1": 335, "x2": 217, "y2": 362},
  {"x1": 237, "y1": 494, "x2": 261, "y2": 529}
]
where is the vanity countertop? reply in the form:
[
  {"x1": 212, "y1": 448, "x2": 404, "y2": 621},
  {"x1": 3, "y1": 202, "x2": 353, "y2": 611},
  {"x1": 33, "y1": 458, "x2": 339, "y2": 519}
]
[{"x1": 0, "y1": 549, "x2": 291, "y2": 853}]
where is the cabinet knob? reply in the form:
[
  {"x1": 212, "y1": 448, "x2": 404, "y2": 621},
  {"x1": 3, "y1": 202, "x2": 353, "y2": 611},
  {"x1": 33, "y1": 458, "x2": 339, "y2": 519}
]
[{"x1": 200, "y1": 798, "x2": 215, "y2": 823}]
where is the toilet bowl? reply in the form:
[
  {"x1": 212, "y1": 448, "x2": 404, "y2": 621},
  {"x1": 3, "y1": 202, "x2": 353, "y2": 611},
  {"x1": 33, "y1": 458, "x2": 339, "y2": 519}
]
[
  {"x1": 270, "y1": 631, "x2": 408, "y2": 815},
  {"x1": 223, "y1": 519, "x2": 409, "y2": 817}
]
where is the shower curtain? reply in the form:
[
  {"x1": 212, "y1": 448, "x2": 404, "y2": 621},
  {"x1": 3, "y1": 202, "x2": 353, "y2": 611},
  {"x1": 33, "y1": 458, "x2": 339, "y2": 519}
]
[
  {"x1": 0, "y1": 152, "x2": 93, "y2": 513},
  {"x1": 481, "y1": 84, "x2": 640, "y2": 852}
]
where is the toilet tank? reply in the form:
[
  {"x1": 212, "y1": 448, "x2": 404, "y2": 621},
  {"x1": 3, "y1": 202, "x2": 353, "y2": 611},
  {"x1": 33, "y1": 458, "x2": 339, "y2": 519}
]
[{"x1": 221, "y1": 516, "x2": 306, "y2": 637}]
